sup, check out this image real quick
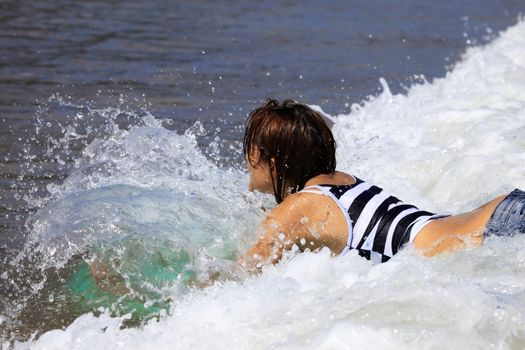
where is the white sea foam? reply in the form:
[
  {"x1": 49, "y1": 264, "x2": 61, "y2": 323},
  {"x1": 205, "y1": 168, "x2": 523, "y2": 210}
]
[
  {"x1": 332, "y1": 18, "x2": 525, "y2": 213},
  {"x1": 15, "y1": 18, "x2": 525, "y2": 350}
]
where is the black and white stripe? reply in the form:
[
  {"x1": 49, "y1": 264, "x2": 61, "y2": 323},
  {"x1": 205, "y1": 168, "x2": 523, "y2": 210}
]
[{"x1": 304, "y1": 177, "x2": 439, "y2": 263}]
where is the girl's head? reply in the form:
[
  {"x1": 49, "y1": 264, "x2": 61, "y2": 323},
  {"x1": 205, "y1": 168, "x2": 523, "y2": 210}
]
[{"x1": 243, "y1": 99, "x2": 336, "y2": 203}]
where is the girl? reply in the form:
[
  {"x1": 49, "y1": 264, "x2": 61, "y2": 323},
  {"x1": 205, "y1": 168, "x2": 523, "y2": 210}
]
[{"x1": 241, "y1": 99, "x2": 525, "y2": 268}]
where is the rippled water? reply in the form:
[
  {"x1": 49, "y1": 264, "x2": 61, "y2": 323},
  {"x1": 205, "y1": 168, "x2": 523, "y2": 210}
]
[
  {"x1": 1, "y1": 0, "x2": 525, "y2": 347},
  {"x1": 2, "y1": 0, "x2": 524, "y2": 245}
]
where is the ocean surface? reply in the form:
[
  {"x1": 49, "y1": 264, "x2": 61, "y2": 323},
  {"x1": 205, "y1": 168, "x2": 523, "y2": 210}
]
[{"x1": 1, "y1": 0, "x2": 525, "y2": 348}]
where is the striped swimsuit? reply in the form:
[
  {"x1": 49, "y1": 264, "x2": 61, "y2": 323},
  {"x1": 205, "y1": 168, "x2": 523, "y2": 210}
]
[{"x1": 302, "y1": 176, "x2": 449, "y2": 263}]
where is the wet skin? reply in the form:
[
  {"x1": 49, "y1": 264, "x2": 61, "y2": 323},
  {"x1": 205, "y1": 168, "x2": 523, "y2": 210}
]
[{"x1": 244, "y1": 158, "x2": 508, "y2": 265}]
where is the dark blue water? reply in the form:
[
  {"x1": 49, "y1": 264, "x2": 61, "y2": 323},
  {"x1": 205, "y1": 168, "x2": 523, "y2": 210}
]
[{"x1": 1, "y1": 0, "x2": 525, "y2": 341}]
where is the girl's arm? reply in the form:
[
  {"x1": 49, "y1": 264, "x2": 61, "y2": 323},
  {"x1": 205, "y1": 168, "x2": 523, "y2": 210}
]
[{"x1": 239, "y1": 193, "x2": 335, "y2": 272}]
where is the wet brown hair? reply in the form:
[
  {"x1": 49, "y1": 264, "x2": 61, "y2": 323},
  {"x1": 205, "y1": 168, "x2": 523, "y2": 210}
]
[{"x1": 243, "y1": 99, "x2": 336, "y2": 203}]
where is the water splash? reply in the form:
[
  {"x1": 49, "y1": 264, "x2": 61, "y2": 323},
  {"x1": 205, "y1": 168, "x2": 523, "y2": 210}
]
[
  {"x1": 1, "y1": 96, "x2": 269, "y2": 341},
  {"x1": 5, "y1": 17, "x2": 525, "y2": 350}
]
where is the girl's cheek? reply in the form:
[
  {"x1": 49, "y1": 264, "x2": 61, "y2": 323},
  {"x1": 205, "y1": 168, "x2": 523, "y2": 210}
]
[{"x1": 248, "y1": 174, "x2": 256, "y2": 192}]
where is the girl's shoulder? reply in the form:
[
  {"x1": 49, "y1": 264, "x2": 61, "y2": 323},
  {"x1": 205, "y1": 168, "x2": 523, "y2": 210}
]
[
  {"x1": 268, "y1": 171, "x2": 360, "y2": 226},
  {"x1": 267, "y1": 190, "x2": 336, "y2": 227}
]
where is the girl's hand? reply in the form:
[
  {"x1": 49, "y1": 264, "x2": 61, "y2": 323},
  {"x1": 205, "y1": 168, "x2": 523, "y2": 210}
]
[{"x1": 89, "y1": 259, "x2": 129, "y2": 296}]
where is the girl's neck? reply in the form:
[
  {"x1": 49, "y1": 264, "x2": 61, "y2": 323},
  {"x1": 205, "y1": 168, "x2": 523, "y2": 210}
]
[{"x1": 304, "y1": 171, "x2": 357, "y2": 188}]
